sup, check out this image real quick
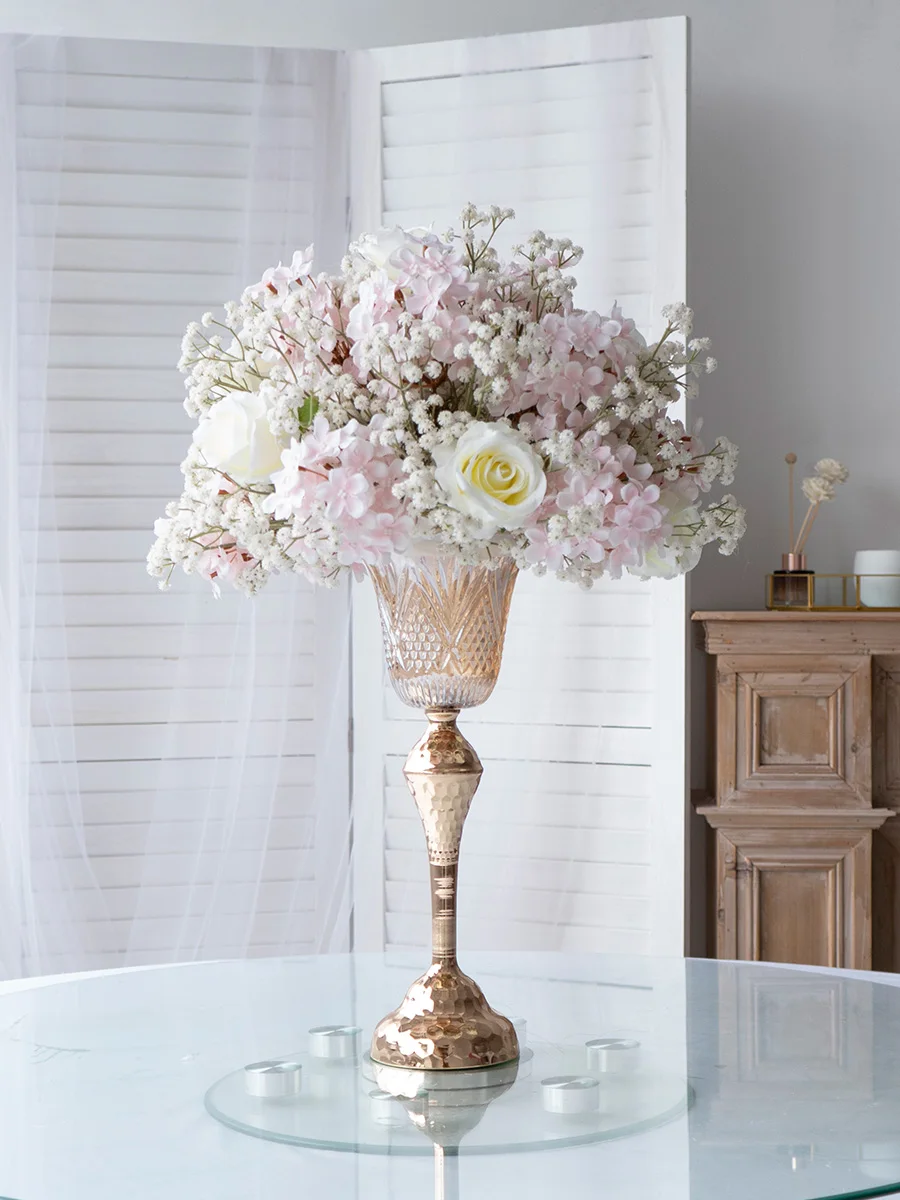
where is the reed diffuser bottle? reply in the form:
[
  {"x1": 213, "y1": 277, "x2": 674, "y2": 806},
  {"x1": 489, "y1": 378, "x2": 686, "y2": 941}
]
[{"x1": 770, "y1": 453, "x2": 848, "y2": 608}]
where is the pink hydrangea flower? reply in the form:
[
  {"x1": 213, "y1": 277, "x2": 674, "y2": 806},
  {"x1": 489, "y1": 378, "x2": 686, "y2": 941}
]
[
  {"x1": 392, "y1": 241, "x2": 473, "y2": 315},
  {"x1": 557, "y1": 471, "x2": 609, "y2": 511},
  {"x1": 266, "y1": 415, "x2": 412, "y2": 569},
  {"x1": 246, "y1": 245, "x2": 314, "y2": 300},
  {"x1": 194, "y1": 540, "x2": 257, "y2": 596},
  {"x1": 346, "y1": 270, "x2": 402, "y2": 342},
  {"x1": 539, "y1": 360, "x2": 607, "y2": 411},
  {"x1": 607, "y1": 483, "x2": 663, "y2": 552},
  {"x1": 603, "y1": 304, "x2": 647, "y2": 370},
  {"x1": 320, "y1": 467, "x2": 374, "y2": 521}
]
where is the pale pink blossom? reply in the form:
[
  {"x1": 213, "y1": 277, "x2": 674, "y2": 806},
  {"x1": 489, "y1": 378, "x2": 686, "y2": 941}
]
[
  {"x1": 578, "y1": 440, "x2": 621, "y2": 490},
  {"x1": 246, "y1": 245, "x2": 314, "y2": 300},
  {"x1": 495, "y1": 383, "x2": 539, "y2": 417},
  {"x1": 534, "y1": 360, "x2": 608, "y2": 412},
  {"x1": 523, "y1": 525, "x2": 608, "y2": 571},
  {"x1": 616, "y1": 444, "x2": 655, "y2": 483},
  {"x1": 556, "y1": 471, "x2": 609, "y2": 511},
  {"x1": 302, "y1": 278, "x2": 343, "y2": 351},
  {"x1": 393, "y1": 242, "x2": 473, "y2": 314},
  {"x1": 540, "y1": 313, "x2": 577, "y2": 360},
  {"x1": 404, "y1": 269, "x2": 457, "y2": 321},
  {"x1": 607, "y1": 483, "x2": 663, "y2": 551},
  {"x1": 320, "y1": 468, "x2": 374, "y2": 520},
  {"x1": 517, "y1": 410, "x2": 559, "y2": 441},
  {"x1": 294, "y1": 415, "x2": 343, "y2": 468},
  {"x1": 194, "y1": 540, "x2": 257, "y2": 596},
  {"x1": 264, "y1": 416, "x2": 339, "y2": 520},
  {"x1": 346, "y1": 270, "x2": 401, "y2": 342},
  {"x1": 522, "y1": 525, "x2": 567, "y2": 571},
  {"x1": 569, "y1": 312, "x2": 618, "y2": 358},
  {"x1": 603, "y1": 304, "x2": 647, "y2": 370},
  {"x1": 431, "y1": 312, "x2": 471, "y2": 370},
  {"x1": 337, "y1": 509, "x2": 414, "y2": 567}
]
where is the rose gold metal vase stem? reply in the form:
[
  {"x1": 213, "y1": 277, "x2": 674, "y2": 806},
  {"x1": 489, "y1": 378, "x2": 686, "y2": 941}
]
[{"x1": 370, "y1": 708, "x2": 518, "y2": 1069}]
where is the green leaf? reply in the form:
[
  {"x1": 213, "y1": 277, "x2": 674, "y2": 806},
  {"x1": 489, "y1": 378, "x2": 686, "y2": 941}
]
[{"x1": 297, "y1": 394, "x2": 319, "y2": 430}]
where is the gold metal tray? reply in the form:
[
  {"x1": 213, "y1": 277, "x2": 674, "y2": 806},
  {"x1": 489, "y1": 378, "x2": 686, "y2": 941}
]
[{"x1": 766, "y1": 573, "x2": 900, "y2": 611}]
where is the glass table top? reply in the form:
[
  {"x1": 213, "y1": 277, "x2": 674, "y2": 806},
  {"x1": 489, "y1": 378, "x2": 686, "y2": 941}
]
[{"x1": 0, "y1": 952, "x2": 899, "y2": 1200}]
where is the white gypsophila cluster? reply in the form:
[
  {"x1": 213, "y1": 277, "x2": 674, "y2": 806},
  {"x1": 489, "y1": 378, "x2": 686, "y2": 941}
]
[{"x1": 149, "y1": 207, "x2": 745, "y2": 595}]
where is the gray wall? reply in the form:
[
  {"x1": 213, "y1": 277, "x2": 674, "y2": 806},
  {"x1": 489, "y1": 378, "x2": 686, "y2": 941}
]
[{"x1": 5, "y1": 0, "x2": 898, "y2": 609}]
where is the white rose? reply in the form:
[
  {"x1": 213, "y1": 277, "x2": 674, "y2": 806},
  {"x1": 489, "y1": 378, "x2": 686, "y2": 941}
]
[
  {"x1": 192, "y1": 392, "x2": 284, "y2": 484},
  {"x1": 433, "y1": 421, "x2": 547, "y2": 538},
  {"x1": 355, "y1": 225, "x2": 432, "y2": 280},
  {"x1": 631, "y1": 491, "x2": 702, "y2": 579}
]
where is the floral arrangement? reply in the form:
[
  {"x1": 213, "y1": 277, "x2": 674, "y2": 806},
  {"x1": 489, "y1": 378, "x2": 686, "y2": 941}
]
[
  {"x1": 148, "y1": 206, "x2": 744, "y2": 594},
  {"x1": 783, "y1": 453, "x2": 849, "y2": 556}
]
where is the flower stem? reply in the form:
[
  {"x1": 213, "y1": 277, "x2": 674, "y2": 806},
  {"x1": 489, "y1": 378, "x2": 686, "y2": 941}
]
[{"x1": 793, "y1": 501, "x2": 818, "y2": 555}]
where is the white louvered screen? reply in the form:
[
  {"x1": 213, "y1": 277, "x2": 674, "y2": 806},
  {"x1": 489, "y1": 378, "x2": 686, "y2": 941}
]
[
  {"x1": 17, "y1": 39, "x2": 349, "y2": 967},
  {"x1": 349, "y1": 20, "x2": 688, "y2": 957}
]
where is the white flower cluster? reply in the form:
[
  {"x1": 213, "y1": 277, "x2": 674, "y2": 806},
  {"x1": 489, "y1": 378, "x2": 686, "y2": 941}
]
[
  {"x1": 148, "y1": 206, "x2": 744, "y2": 595},
  {"x1": 801, "y1": 457, "x2": 850, "y2": 505}
]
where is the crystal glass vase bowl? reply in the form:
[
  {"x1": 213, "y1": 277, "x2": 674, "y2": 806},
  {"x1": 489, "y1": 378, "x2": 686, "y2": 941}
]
[
  {"x1": 368, "y1": 555, "x2": 518, "y2": 709},
  {"x1": 366, "y1": 555, "x2": 520, "y2": 1070}
]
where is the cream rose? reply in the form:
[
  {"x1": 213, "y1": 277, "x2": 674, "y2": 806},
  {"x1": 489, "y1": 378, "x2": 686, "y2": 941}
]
[
  {"x1": 433, "y1": 421, "x2": 547, "y2": 537},
  {"x1": 355, "y1": 225, "x2": 432, "y2": 280},
  {"x1": 193, "y1": 392, "x2": 284, "y2": 484}
]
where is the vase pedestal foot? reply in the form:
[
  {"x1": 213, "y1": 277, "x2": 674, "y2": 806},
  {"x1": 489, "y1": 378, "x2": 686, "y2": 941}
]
[{"x1": 370, "y1": 960, "x2": 518, "y2": 1070}]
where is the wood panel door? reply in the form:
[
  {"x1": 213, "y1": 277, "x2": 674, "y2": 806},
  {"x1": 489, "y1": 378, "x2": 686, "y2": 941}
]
[
  {"x1": 712, "y1": 823, "x2": 876, "y2": 968},
  {"x1": 714, "y1": 656, "x2": 871, "y2": 808}
]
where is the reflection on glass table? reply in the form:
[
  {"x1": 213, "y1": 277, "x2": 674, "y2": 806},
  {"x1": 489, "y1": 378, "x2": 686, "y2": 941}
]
[
  {"x1": 205, "y1": 1030, "x2": 687, "y2": 1155},
  {"x1": 1, "y1": 952, "x2": 900, "y2": 1199},
  {"x1": 207, "y1": 1025, "x2": 688, "y2": 1200}
]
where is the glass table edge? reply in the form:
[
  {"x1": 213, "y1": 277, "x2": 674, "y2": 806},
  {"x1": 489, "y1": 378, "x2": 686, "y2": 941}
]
[{"x1": 202, "y1": 1075, "x2": 693, "y2": 1158}]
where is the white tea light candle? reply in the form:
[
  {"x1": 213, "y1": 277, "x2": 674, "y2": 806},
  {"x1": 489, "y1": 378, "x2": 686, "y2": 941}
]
[{"x1": 854, "y1": 551, "x2": 900, "y2": 608}]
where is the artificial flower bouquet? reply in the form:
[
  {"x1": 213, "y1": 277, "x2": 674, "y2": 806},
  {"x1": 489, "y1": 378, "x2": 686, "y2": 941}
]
[{"x1": 148, "y1": 205, "x2": 744, "y2": 594}]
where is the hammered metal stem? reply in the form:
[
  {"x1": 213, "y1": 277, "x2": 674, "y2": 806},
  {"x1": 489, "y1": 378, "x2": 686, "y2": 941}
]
[{"x1": 406, "y1": 708, "x2": 478, "y2": 971}]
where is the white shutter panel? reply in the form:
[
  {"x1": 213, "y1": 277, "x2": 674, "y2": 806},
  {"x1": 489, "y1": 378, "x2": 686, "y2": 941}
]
[
  {"x1": 350, "y1": 20, "x2": 687, "y2": 957},
  {"x1": 19, "y1": 39, "x2": 349, "y2": 967}
]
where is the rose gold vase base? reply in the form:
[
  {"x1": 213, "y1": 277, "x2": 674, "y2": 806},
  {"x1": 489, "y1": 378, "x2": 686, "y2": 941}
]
[{"x1": 370, "y1": 961, "x2": 519, "y2": 1070}]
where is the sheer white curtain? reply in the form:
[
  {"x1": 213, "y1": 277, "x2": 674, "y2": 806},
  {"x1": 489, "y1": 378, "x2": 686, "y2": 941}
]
[
  {"x1": 0, "y1": 21, "x2": 687, "y2": 978},
  {"x1": 0, "y1": 35, "x2": 353, "y2": 977}
]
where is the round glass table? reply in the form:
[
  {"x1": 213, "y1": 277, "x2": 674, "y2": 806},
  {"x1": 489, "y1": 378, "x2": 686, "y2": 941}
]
[{"x1": 1, "y1": 951, "x2": 899, "y2": 1200}]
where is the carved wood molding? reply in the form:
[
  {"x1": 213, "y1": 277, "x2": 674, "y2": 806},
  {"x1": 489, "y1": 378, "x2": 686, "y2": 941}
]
[
  {"x1": 715, "y1": 655, "x2": 871, "y2": 808},
  {"x1": 698, "y1": 807, "x2": 891, "y2": 830},
  {"x1": 695, "y1": 613, "x2": 900, "y2": 658},
  {"x1": 874, "y1": 655, "x2": 900, "y2": 811}
]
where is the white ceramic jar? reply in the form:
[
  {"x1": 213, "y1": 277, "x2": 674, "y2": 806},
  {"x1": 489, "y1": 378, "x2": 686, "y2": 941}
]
[{"x1": 854, "y1": 550, "x2": 900, "y2": 607}]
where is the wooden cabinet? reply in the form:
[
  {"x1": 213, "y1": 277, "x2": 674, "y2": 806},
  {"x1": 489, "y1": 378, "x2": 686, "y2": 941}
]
[{"x1": 695, "y1": 613, "x2": 900, "y2": 970}]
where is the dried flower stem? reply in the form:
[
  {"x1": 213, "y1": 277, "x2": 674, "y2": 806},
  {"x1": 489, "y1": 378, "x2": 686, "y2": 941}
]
[
  {"x1": 785, "y1": 452, "x2": 797, "y2": 550},
  {"x1": 793, "y1": 503, "x2": 819, "y2": 555}
]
